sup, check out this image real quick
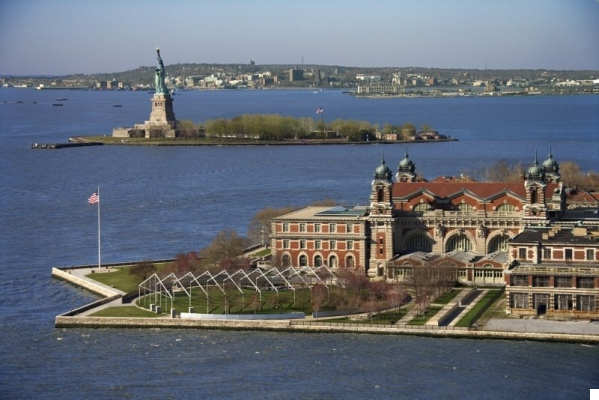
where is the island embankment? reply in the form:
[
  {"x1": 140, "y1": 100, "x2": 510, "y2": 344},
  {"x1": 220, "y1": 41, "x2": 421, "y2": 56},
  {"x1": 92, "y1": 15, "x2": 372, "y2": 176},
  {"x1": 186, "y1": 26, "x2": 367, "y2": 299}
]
[
  {"x1": 53, "y1": 316, "x2": 599, "y2": 344},
  {"x1": 52, "y1": 265, "x2": 599, "y2": 344},
  {"x1": 69, "y1": 136, "x2": 457, "y2": 147}
]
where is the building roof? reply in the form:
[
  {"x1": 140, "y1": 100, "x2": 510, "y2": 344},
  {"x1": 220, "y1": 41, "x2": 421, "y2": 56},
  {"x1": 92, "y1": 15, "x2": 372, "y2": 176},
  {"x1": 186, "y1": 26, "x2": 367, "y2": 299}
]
[
  {"x1": 273, "y1": 205, "x2": 369, "y2": 221},
  {"x1": 392, "y1": 181, "x2": 560, "y2": 202},
  {"x1": 510, "y1": 228, "x2": 597, "y2": 245}
]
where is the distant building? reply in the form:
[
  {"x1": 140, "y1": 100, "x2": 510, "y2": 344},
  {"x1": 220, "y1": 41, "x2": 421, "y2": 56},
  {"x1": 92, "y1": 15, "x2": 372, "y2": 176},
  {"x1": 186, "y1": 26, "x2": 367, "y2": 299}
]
[{"x1": 289, "y1": 68, "x2": 304, "y2": 82}]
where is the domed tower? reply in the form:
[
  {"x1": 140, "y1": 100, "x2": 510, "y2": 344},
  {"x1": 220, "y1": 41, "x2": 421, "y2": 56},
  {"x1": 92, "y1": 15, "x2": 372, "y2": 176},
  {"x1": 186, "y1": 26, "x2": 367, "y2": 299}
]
[
  {"x1": 370, "y1": 157, "x2": 393, "y2": 215},
  {"x1": 396, "y1": 147, "x2": 417, "y2": 182},
  {"x1": 542, "y1": 145, "x2": 560, "y2": 183},
  {"x1": 368, "y1": 156, "x2": 395, "y2": 278},
  {"x1": 524, "y1": 150, "x2": 548, "y2": 223}
]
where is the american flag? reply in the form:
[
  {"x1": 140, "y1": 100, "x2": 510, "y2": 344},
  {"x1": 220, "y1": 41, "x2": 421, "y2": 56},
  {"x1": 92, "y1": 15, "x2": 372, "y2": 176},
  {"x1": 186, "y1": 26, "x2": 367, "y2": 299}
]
[
  {"x1": 316, "y1": 108, "x2": 323, "y2": 114},
  {"x1": 88, "y1": 192, "x2": 99, "y2": 204}
]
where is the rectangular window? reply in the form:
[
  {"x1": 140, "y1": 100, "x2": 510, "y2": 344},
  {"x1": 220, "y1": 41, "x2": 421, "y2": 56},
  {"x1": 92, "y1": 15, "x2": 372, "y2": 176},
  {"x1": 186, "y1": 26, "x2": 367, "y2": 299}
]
[
  {"x1": 554, "y1": 294, "x2": 572, "y2": 310},
  {"x1": 587, "y1": 249, "x2": 595, "y2": 261},
  {"x1": 283, "y1": 240, "x2": 289, "y2": 249},
  {"x1": 512, "y1": 293, "x2": 529, "y2": 309},
  {"x1": 494, "y1": 271, "x2": 503, "y2": 278},
  {"x1": 282, "y1": 223, "x2": 289, "y2": 233},
  {"x1": 346, "y1": 223, "x2": 353, "y2": 233},
  {"x1": 518, "y1": 248, "x2": 527, "y2": 260},
  {"x1": 330, "y1": 240, "x2": 336, "y2": 250},
  {"x1": 329, "y1": 223, "x2": 336, "y2": 233},
  {"x1": 555, "y1": 276, "x2": 572, "y2": 288},
  {"x1": 314, "y1": 223, "x2": 321, "y2": 233},
  {"x1": 565, "y1": 249, "x2": 573, "y2": 260},
  {"x1": 300, "y1": 239, "x2": 306, "y2": 249},
  {"x1": 511, "y1": 275, "x2": 528, "y2": 286},
  {"x1": 458, "y1": 270, "x2": 467, "y2": 277},
  {"x1": 347, "y1": 240, "x2": 353, "y2": 250},
  {"x1": 577, "y1": 295, "x2": 595, "y2": 311},
  {"x1": 315, "y1": 240, "x2": 321, "y2": 250},
  {"x1": 543, "y1": 248, "x2": 551, "y2": 260},
  {"x1": 299, "y1": 223, "x2": 306, "y2": 233},
  {"x1": 533, "y1": 276, "x2": 550, "y2": 287},
  {"x1": 577, "y1": 277, "x2": 595, "y2": 289}
]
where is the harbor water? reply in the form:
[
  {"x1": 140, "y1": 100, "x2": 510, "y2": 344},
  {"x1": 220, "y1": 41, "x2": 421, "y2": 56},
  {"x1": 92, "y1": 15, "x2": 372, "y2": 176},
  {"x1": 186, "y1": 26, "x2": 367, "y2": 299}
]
[{"x1": 0, "y1": 88, "x2": 598, "y2": 398}]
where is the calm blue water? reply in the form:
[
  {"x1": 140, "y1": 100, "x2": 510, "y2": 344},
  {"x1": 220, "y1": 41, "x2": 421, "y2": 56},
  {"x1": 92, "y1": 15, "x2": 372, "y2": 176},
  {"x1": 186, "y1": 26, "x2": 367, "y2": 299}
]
[{"x1": 0, "y1": 88, "x2": 598, "y2": 398}]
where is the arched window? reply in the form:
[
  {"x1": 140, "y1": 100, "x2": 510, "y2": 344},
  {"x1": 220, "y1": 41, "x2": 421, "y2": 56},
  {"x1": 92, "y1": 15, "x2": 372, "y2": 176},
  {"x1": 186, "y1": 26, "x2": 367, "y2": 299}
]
[
  {"x1": 329, "y1": 255, "x2": 338, "y2": 268},
  {"x1": 299, "y1": 255, "x2": 308, "y2": 267},
  {"x1": 406, "y1": 232, "x2": 432, "y2": 252},
  {"x1": 314, "y1": 255, "x2": 323, "y2": 267},
  {"x1": 414, "y1": 203, "x2": 431, "y2": 212},
  {"x1": 488, "y1": 234, "x2": 510, "y2": 252},
  {"x1": 497, "y1": 204, "x2": 516, "y2": 213},
  {"x1": 457, "y1": 203, "x2": 474, "y2": 213},
  {"x1": 346, "y1": 255, "x2": 355, "y2": 269},
  {"x1": 282, "y1": 254, "x2": 291, "y2": 267},
  {"x1": 446, "y1": 234, "x2": 473, "y2": 252}
]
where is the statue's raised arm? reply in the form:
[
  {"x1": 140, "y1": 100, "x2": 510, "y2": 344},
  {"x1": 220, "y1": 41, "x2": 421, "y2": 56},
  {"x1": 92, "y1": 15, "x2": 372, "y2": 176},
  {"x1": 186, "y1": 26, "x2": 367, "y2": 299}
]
[{"x1": 154, "y1": 48, "x2": 169, "y2": 95}]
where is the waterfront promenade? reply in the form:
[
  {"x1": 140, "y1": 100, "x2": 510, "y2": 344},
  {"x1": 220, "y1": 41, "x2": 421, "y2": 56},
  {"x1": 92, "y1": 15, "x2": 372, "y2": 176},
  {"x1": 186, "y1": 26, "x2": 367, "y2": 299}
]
[{"x1": 52, "y1": 266, "x2": 599, "y2": 343}]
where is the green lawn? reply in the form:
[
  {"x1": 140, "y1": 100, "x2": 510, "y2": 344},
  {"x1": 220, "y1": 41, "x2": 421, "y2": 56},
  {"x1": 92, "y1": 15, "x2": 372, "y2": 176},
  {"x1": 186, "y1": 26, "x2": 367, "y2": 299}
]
[
  {"x1": 407, "y1": 306, "x2": 443, "y2": 325},
  {"x1": 455, "y1": 290, "x2": 501, "y2": 328},
  {"x1": 86, "y1": 263, "x2": 169, "y2": 293},
  {"x1": 89, "y1": 306, "x2": 161, "y2": 318},
  {"x1": 86, "y1": 268, "x2": 142, "y2": 293},
  {"x1": 136, "y1": 286, "x2": 318, "y2": 315},
  {"x1": 253, "y1": 248, "x2": 271, "y2": 258},
  {"x1": 325, "y1": 310, "x2": 406, "y2": 325},
  {"x1": 433, "y1": 289, "x2": 461, "y2": 305}
]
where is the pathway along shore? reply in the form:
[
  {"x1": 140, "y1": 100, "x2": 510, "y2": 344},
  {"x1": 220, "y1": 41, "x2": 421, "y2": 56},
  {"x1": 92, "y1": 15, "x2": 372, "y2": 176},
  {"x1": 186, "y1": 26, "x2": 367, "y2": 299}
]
[{"x1": 52, "y1": 266, "x2": 599, "y2": 344}]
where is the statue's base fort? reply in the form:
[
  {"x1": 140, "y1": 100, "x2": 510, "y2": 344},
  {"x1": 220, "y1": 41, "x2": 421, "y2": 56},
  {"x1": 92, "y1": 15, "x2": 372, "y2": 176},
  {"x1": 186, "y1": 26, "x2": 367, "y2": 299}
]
[{"x1": 113, "y1": 93, "x2": 185, "y2": 139}]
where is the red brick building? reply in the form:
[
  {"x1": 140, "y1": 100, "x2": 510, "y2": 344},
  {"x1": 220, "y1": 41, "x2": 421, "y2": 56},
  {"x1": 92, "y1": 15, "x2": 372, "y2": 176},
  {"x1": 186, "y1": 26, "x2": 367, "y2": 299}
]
[{"x1": 505, "y1": 227, "x2": 599, "y2": 318}]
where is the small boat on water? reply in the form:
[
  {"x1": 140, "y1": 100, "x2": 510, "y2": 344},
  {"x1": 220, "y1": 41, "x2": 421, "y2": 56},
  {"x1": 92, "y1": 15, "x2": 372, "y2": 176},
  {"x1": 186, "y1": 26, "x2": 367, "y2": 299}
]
[
  {"x1": 56, "y1": 98, "x2": 68, "y2": 101},
  {"x1": 52, "y1": 103, "x2": 64, "y2": 107},
  {"x1": 113, "y1": 104, "x2": 122, "y2": 107}
]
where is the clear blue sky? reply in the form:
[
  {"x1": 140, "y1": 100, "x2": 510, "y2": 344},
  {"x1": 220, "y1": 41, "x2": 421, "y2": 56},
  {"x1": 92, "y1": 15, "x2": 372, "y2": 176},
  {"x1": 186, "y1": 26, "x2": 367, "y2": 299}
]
[{"x1": 1, "y1": 0, "x2": 598, "y2": 75}]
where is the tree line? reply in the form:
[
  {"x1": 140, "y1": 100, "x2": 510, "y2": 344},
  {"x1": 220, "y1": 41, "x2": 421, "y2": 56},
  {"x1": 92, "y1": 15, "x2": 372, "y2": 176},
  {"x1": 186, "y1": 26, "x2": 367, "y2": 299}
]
[
  {"x1": 177, "y1": 114, "x2": 433, "y2": 142},
  {"x1": 462, "y1": 159, "x2": 598, "y2": 191}
]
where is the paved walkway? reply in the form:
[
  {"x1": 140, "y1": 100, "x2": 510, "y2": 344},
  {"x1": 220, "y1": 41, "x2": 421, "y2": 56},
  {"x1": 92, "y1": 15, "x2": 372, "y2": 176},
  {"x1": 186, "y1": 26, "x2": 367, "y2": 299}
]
[
  {"x1": 484, "y1": 318, "x2": 599, "y2": 335},
  {"x1": 60, "y1": 267, "x2": 130, "y2": 316}
]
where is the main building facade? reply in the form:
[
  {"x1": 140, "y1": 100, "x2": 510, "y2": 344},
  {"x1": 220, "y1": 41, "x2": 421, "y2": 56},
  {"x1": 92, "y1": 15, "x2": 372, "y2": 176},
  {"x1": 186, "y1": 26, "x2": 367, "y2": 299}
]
[{"x1": 270, "y1": 149, "x2": 599, "y2": 318}]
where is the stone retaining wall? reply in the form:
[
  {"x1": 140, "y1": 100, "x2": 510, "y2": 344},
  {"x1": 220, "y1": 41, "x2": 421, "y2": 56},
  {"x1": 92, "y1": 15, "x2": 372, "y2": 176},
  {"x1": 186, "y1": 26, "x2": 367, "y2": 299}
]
[
  {"x1": 52, "y1": 268, "x2": 123, "y2": 298},
  {"x1": 53, "y1": 316, "x2": 599, "y2": 344}
]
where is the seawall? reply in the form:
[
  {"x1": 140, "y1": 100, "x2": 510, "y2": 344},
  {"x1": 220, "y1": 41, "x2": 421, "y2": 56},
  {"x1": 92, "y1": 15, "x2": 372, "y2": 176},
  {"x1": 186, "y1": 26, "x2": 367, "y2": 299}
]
[{"x1": 54, "y1": 316, "x2": 599, "y2": 344}]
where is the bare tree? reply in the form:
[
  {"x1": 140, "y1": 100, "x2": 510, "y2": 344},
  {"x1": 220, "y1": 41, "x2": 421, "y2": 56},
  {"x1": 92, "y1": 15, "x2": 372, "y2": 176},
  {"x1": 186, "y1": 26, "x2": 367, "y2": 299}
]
[
  {"x1": 247, "y1": 206, "x2": 298, "y2": 245},
  {"x1": 311, "y1": 283, "x2": 328, "y2": 318},
  {"x1": 199, "y1": 229, "x2": 250, "y2": 272},
  {"x1": 129, "y1": 261, "x2": 157, "y2": 280}
]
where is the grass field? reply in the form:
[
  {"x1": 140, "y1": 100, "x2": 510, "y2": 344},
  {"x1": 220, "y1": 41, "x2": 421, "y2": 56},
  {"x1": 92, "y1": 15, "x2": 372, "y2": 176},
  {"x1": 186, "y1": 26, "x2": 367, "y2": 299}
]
[
  {"x1": 433, "y1": 289, "x2": 461, "y2": 305},
  {"x1": 455, "y1": 290, "x2": 502, "y2": 327},
  {"x1": 407, "y1": 306, "x2": 443, "y2": 325},
  {"x1": 85, "y1": 268, "x2": 141, "y2": 293},
  {"x1": 86, "y1": 264, "x2": 169, "y2": 293},
  {"x1": 136, "y1": 286, "x2": 323, "y2": 315},
  {"x1": 89, "y1": 306, "x2": 161, "y2": 318}
]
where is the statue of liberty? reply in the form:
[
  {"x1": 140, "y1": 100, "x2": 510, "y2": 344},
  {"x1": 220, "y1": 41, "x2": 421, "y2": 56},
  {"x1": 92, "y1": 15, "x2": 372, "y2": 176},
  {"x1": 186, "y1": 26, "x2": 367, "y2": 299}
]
[{"x1": 154, "y1": 48, "x2": 169, "y2": 95}]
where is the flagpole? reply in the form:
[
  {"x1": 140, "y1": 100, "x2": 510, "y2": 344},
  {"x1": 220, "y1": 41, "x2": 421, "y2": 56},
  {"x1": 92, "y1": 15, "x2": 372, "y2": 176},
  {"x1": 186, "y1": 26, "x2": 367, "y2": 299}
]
[
  {"x1": 97, "y1": 186, "x2": 101, "y2": 271},
  {"x1": 321, "y1": 108, "x2": 324, "y2": 137}
]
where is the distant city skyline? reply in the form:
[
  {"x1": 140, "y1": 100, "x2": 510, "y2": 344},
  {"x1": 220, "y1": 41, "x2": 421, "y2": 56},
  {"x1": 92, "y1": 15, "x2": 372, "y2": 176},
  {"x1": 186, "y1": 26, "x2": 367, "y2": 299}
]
[{"x1": 1, "y1": 0, "x2": 598, "y2": 75}]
